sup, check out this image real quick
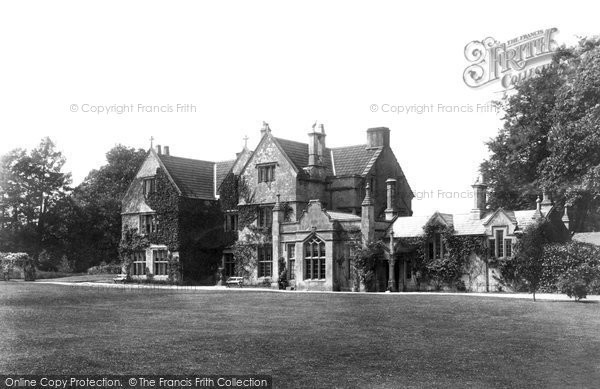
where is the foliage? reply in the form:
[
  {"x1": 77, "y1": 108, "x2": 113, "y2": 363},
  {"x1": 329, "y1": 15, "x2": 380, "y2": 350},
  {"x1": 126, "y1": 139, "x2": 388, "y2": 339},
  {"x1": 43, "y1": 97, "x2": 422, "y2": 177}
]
[
  {"x1": 558, "y1": 267, "x2": 593, "y2": 301},
  {"x1": 231, "y1": 225, "x2": 270, "y2": 280},
  {"x1": 0, "y1": 252, "x2": 31, "y2": 280},
  {"x1": 511, "y1": 220, "x2": 555, "y2": 301},
  {"x1": 348, "y1": 236, "x2": 386, "y2": 292},
  {"x1": 481, "y1": 37, "x2": 600, "y2": 231},
  {"x1": 0, "y1": 137, "x2": 71, "y2": 261},
  {"x1": 87, "y1": 262, "x2": 122, "y2": 275},
  {"x1": 397, "y1": 220, "x2": 486, "y2": 290},
  {"x1": 118, "y1": 228, "x2": 150, "y2": 276},
  {"x1": 541, "y1": 241, "x2": 600, "y2": 293}
]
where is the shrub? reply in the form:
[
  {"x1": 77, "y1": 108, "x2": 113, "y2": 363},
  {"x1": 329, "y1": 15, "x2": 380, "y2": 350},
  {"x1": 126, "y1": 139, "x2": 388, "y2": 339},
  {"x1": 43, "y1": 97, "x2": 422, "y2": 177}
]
[
  {"x1": 87, "y1": 263, "x2": 122, "y2": 275},
  {"x1": 559, "y1": 276, "x2": 588, "y2": 301}
]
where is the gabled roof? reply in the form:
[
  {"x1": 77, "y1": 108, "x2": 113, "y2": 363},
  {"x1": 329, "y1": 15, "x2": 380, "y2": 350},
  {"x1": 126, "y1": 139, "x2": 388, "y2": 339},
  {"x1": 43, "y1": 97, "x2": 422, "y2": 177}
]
[
  {"x1": 272, "y1": 136, "x2": 381, "y2": 178},
  {"x1": 216, "y1": 160, "x2": 235, "y2": 186},
  {"x1": 330, "y1": 145, "x2": 382, "y2": 177},
  {"x1": 158, "y1": 154, "x2": 216, "y2": 199}
]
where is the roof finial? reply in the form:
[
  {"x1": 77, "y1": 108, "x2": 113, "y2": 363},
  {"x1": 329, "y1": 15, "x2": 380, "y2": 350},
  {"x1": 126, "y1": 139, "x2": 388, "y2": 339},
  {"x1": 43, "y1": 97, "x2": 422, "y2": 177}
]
[
  {"x1": 362, "y1": 183, "x2": 374, "y2": 206},
  {"x1": 150, "y1": 136, "x2": 154, "y2": 148},
  {"x1": 243, "y1": 135, "x2": 249, "y2": 149}
]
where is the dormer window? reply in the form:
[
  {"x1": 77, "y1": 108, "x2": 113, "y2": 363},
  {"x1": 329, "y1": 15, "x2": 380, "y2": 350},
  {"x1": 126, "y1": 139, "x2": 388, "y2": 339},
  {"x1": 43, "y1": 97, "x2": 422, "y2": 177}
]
[
  {"x1": 489, "y1": 229, "x2": 513, "y2": 258},
  {"x1": 258, "y1": 164, "x2": 276, "y2": 183},
  {"x1": 143, "y1": 177, "x2": 156, "y2": 195}
]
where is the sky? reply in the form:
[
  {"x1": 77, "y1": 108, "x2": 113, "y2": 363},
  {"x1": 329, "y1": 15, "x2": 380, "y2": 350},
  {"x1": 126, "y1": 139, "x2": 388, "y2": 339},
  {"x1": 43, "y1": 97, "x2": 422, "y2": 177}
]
[{"x1": 0, "y1": 1, "x2": 598, "y2": 216}]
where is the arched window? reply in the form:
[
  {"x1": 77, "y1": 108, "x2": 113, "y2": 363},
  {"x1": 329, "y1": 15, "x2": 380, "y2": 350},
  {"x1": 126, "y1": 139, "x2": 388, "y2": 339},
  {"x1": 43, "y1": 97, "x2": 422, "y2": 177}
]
[{"x1": 304, "y1": 236, "x2": 326, "y2": 280}]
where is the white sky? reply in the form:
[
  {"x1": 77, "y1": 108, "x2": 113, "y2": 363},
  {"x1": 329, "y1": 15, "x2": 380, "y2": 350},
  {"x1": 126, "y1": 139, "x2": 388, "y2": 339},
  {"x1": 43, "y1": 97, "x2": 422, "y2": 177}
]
[{"x1": 0, "y1": 1, "x2": 597, "y2": 215}]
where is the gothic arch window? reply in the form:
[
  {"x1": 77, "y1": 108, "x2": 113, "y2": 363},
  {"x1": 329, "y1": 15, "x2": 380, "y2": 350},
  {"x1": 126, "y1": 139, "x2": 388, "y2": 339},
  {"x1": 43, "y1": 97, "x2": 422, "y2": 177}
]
[{"x1": 304, "y1": 236, "x2": 326, "y2": 280}]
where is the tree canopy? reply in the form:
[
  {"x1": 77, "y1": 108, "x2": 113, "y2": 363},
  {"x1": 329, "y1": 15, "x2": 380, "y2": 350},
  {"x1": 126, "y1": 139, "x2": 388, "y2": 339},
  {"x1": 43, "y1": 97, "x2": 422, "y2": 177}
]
[{"x1": 482, "y1": 37, "x2": 600, "y2": 231}]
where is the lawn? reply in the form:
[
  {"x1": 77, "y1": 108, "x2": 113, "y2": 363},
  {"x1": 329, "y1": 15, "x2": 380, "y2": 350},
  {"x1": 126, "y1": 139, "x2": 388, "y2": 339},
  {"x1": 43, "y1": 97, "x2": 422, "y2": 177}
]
[{"x1": 1, "y1": 282, "x2": 599, "y2": 388}]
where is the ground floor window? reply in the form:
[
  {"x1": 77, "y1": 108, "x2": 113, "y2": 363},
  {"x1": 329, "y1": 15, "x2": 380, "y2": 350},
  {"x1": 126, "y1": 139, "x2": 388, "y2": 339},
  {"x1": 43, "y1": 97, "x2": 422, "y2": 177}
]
[
  {"x1": 153, "y1": 249, "x2": 168, "y2": 275},
  {"x1": 224, "y1": 253, "x2": 235, "y2": 277},
  {"x1": 287, "y1": 244, "x2": 296, "y2": 280},
  {"x1": 304, "y1": 237, "x2": 326, "y2": 280},
  {"x1": 258, "y1": 245, "x2": 272, "y2": 278},
  {"x1": 131, "y1": 251, "x2": 146, "y2": 275}
]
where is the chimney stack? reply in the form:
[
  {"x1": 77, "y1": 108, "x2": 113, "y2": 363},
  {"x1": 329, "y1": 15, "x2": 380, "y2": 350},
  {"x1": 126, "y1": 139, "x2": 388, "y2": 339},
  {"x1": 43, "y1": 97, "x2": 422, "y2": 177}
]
[
  {"x1": 470, "y1": 175, "x2": 487, "y2": 219},
  {"x1": 164, "y1": 146, "x2": 170, "y2": 156},
  {"x1": 308, "y1": 121, "x2": 326, "y2": 167},
  {"x1": 156, "y1": 145, "x2": 162, "y2": 155},
  {"x1": 385, "y1": 178, "x2": 397, "y2": 221},
  {"x1": 366, "y1": 127, "x2": 390, "y2": 149},
  {"x1": 541, "y1": 190, "x2": 552, "y2": 206}
]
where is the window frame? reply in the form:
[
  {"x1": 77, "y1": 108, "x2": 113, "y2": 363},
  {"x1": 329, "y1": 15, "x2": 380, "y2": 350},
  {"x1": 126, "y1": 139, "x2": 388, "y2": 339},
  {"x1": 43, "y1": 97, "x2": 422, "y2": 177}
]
[
  {"x1": 152, "y1": 249, "x2": 168, "y2": 276},
  {"x1": 143, "y1": 177, "x2": 156, "y2": 196},
  {"x1": 257, "y1": 206, "x2": 273, "y2": 228},
  {"x1": 287, "y1": 244, "x2": 296, "y2": 280},
  {"x1": 304, "y1": 236, "x2": 326, "y2": 280},
  {"x1": 257, "y1": 244, "x2": 273, "y2": 278},
  {"x1": 257, "y1": 163, "x2": 276, "y2": 183}
]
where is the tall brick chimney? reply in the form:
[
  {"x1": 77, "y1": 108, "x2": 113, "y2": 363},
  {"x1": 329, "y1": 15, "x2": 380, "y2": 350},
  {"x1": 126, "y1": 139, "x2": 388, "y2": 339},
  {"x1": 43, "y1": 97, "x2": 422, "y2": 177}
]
[
  {"x1": 163, "y1": 146, "x2": 170, "y2": 156},
  {"x1": 366, "y1": 127, "x2": 390, "y2": 149},
  {"x1": 308, "y1": 122, "x2": 326, "y2": 167},
  {"x1": 156, "y1": 145, "x2": 162, "y2": 155}
]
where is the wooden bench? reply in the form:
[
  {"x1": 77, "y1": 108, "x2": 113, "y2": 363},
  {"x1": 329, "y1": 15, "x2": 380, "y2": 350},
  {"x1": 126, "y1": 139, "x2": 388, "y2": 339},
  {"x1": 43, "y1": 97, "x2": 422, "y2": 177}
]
[
  {"x1": 226, "y1": 276, "x2": 244, "y2": 287},
  {"x1": 113, "y1": 274, "x2": 128, "y2": 284}
]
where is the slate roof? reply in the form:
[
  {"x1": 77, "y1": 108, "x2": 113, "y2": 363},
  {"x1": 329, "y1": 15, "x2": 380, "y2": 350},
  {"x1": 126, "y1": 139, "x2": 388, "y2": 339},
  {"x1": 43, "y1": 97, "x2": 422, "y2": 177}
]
[
  {"x1": 273, "y1": 137, "x2": 380, "y2": 177},
  {"x1": 216, "y1": 160, "x2": 235, "y2": 186},
  {"x1": 158, "y1": 154, "x2": 216, "y2": 199},
  {"x1": 392, "y1": 205, "x2": 555, "y2": 238},
  {"x1": 330, "y1": 145, "x2": 382, "y2": 177},
  {"x1": 572, "y1": 232, "x2": 600, "y2": 246}
]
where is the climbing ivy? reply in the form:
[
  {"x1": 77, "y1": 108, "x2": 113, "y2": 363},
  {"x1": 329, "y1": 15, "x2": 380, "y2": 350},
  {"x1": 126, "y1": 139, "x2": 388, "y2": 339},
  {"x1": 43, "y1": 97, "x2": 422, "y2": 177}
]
[{"x1": 396, "y1": 219, "x2": 487, "y2": 290}]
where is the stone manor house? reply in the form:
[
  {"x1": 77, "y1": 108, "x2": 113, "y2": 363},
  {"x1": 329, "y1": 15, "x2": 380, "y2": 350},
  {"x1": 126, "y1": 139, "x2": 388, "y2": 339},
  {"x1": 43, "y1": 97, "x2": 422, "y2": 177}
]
[{"x1": 121, "y1": 122, "x2": 570, "y2": 291}]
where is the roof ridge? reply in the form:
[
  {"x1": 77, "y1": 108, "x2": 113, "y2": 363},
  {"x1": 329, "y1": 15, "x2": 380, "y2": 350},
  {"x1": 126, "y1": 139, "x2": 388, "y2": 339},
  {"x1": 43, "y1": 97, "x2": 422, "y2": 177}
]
[
  {"x1": 329, "y1": 144, "x2": 369, "y2": 150},
  {"x1": 159, "y1": 154, "x2": 216, "y2": 164}
]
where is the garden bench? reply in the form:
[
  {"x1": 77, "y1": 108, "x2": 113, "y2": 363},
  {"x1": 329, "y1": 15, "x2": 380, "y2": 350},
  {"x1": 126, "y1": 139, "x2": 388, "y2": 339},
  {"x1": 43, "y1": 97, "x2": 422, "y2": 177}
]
[
  {"x1": 226, "y1": 276, "x2": 244, "y2": 287},
  {"x1": 113, "y1": 274, "x2": 128, "y2": 283}
]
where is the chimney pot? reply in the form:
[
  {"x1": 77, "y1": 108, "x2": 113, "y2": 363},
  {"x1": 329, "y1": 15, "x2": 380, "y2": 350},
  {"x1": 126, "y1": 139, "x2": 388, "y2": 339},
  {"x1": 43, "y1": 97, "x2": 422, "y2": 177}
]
[
  {"x1": 164, "y1": 146, "x2": 170, "y2": 156},
  {"x1": 156, "y1": 145, "x2": 162, "y2": 155}
]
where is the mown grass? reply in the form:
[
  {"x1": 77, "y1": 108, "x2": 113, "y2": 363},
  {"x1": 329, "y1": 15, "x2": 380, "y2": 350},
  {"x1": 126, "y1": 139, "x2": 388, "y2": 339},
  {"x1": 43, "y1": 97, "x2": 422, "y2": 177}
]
[{"x1": 0, "y1": 282, "x2": 599, "y2": 388}]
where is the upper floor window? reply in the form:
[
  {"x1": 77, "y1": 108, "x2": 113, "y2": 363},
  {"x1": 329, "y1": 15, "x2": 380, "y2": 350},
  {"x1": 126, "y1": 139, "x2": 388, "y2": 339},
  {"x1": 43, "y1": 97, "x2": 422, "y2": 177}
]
[
  {"x1": 258, "y1": 164, "x2": 276, "y2": 183},
  {"x1": 258, "y1": 206, "x2": 273, "y2": 228},
  {"x1": 143, "y1": 178, "x2": 156, "y2": 195},
  {"x1": 224, "y1": 213, "x2": 238, "y2": 232},
  {"x1": 140, "y1": 214, "x2": 157, "y2": 235}
]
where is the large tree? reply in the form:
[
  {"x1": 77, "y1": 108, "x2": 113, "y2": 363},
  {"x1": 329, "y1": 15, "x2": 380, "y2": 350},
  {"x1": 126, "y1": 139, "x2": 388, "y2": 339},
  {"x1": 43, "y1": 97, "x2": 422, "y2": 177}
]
[
  {"x1": 482, "y1": 38, "x2": 600, "y2": 231},
  {"x1": 61, "y1": 145, "x2": 147, "y2": 271},
  {"x1": 0, "y1": 137, "x2": 71, "y2": 261}
]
